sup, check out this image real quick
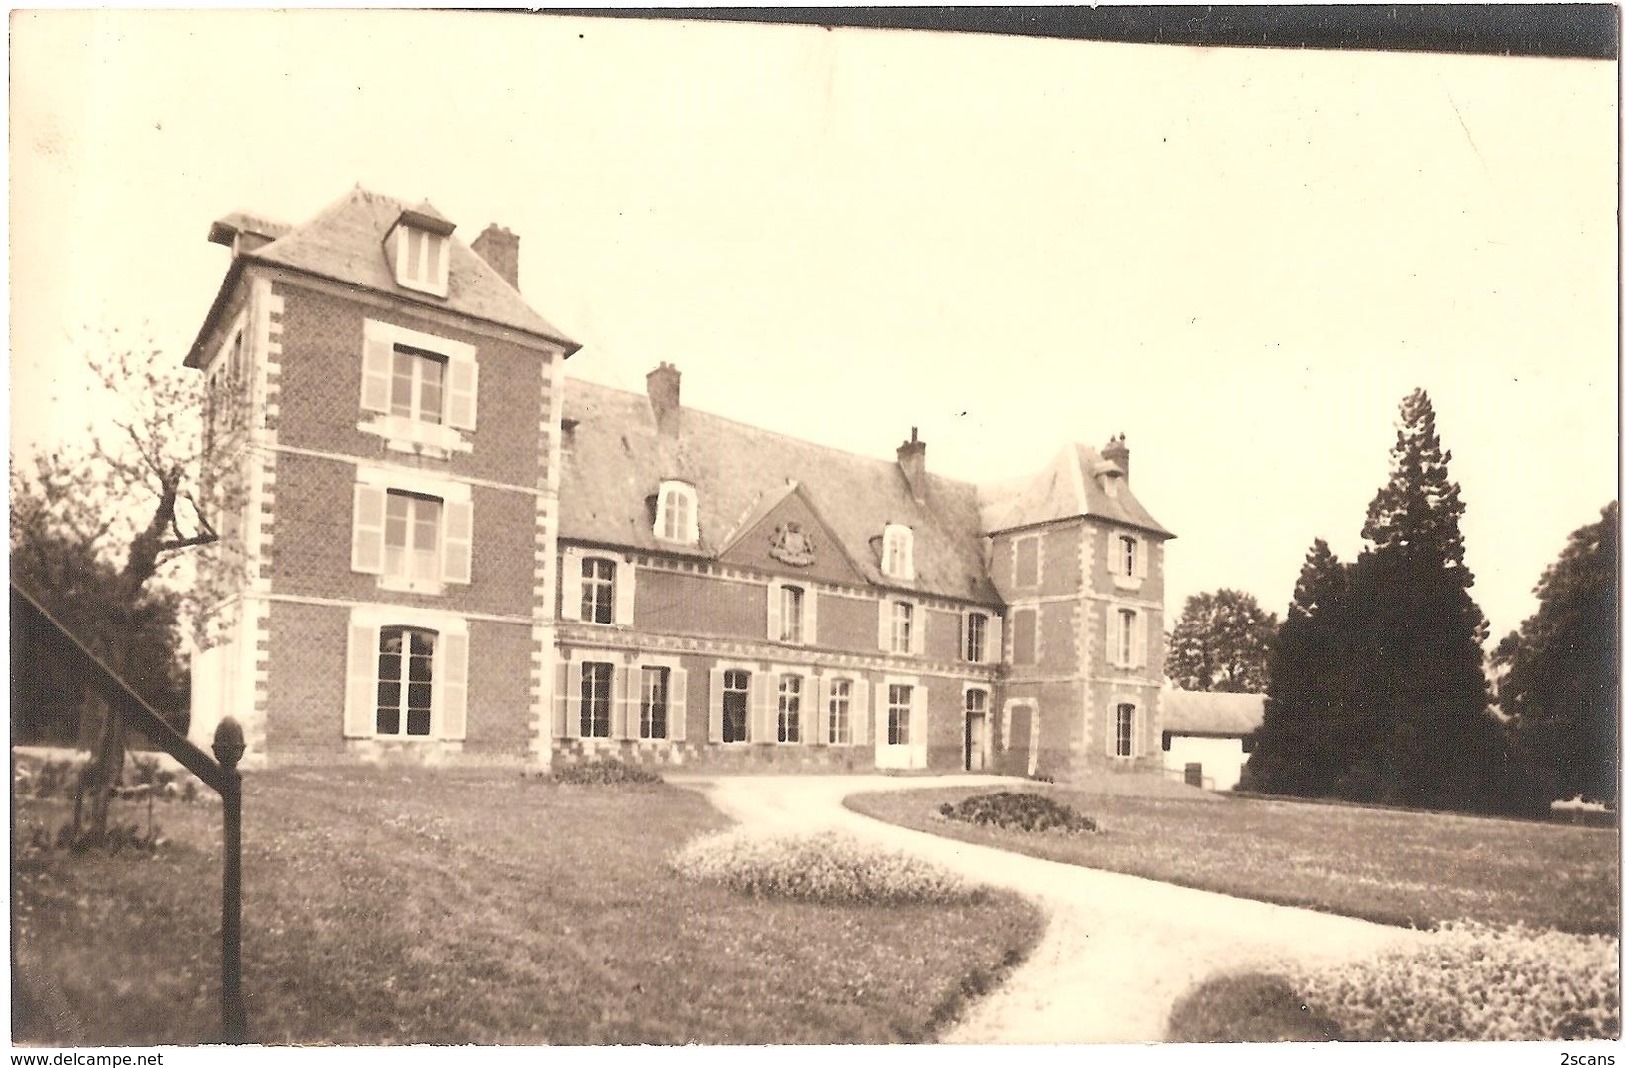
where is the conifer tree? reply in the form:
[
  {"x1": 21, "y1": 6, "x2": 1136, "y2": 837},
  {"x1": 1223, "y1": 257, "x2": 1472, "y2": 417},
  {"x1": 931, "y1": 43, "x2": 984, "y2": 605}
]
[
  {"x1": 1342, "y1": 389, "x2": 1504, "y2": 811},
  {"x1": 1245, "y1": 540, "x2": 1351, "y2": 797}
]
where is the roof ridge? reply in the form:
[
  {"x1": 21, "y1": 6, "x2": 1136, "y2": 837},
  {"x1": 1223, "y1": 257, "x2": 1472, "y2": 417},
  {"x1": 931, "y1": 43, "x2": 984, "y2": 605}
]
[{"x1": 564, "y1": 375, "x2": 982, "y2": 491}]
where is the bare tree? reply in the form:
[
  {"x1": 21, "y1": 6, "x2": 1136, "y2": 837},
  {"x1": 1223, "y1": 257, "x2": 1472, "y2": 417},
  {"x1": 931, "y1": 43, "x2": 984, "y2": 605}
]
[{"x1": 12, "y1": 330, "x2": 244, "y2": 845}]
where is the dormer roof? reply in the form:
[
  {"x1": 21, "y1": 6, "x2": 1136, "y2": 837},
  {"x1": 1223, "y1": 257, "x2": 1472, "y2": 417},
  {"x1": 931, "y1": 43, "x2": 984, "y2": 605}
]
[{"x1": 978, "y1": 443, "x2": 1172, "y2": 538}]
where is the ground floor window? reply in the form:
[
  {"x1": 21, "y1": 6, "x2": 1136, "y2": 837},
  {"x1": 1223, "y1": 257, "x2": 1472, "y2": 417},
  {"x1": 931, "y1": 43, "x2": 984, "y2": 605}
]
[
  {"x1": 1115, "y1": 702, "x2": 1135, "y2": 757},
  {"x1": 827, "y1": 679, "x2": 851, "y2": 745},
  {"x1": 581, "y1": 661, "x2": 614, "y2": 738},
  {"x1": 377, "y1": 626, "x2": 436, "y2": 737},
  {"x1": 887, "y1": 684, "x2": 912, "y2": 746},
  {"x1": 723, "y1": 669, "x2": 751, "y2": 743},
  {"x1": 778, "y1": 674, "x2": 802, "y2": 743},
  {"x1": 640, "y1": 666, "x2": 669, "y2": 740}
]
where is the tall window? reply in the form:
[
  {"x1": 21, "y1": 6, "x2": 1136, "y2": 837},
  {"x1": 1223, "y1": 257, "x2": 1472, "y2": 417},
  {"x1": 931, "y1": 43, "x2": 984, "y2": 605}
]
[
  {"x1": 827, "y1": 679, "x2": 852, "y2": 745},
  {"x1": 778, "y1": 585, "x2": 804, "y2": 643},
  {"x1": 581, "y1": 558, "x2": 616, "y2": 625},
  {"x1": 1014, "y1": 535, "x2": 1040, "y2": 586},
  {"x1": 396, "y1": 227, "x2": 449, "y2": 294},
  {"x1": 657, "y1": 482, "x2": 697, "y2": 543},
  {"x1": 1119, "y1": 535, "x2": 1138, "y2": 578},
  {"x1": 580, "y1": 662, "x2": 614, "y2": 738},
  {"x1": 965, "y1": 688, "x2": 987, "y2": 717},
  {"x1": 887, "y1": 684, "x2": 912, "y2": 746},
  {"x1": 1117, "y1": 608, "x2": 1137, "y2": 665},
  {"x1": 777, "y1": 675, "x2": 803, "y2": 743},
  {"x1": 384, "y1": 491, "x2": 442, "y2": 587},
  {"x1": 376, "y1": 626, "x2": 436, "y2": 737},
  {"x1": 965, "y1": 612, "x2": 988, "y2": 663},
  {"x1": 722, "y1": 669, "x2": 751, "y2": 743},
  {"x1": 882, "y1": 524, "x2": 914, "y2": 580},
  {"x1": 391, "y1": 346, "x2": 447, "y2": 425},
  {"x1": 1115, "y1": 703, "x2": 1135, "y2": 758},
  {"x1": 640, "y1": 666, "x2": 669, "y2": 740},
  {"x1": 890, "y1": 601, "x2": 914, "y2": 654}
]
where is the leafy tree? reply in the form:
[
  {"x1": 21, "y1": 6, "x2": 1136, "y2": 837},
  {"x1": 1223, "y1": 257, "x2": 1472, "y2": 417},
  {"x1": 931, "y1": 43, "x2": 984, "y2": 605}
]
[
  {"x1": 10, "y1": 334, "x2": 238, "y2": 845},
  {"x1": 1340, "y1": 388, "x2": 1505, "y2": 812},
  {"x1": 1165, "y1": 589, "x2": 1278, "y2": 693},
  {"x1": 1244, "y1": 540, "x2": 1354, "y2": 797},
  {"x1": 1493, "y1": 502, "x2": 1619, "y2": 805}
]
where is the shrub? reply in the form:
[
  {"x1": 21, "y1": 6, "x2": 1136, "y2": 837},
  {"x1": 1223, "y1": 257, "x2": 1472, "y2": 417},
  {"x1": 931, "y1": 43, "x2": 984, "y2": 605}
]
[
  {"x1": 1166, "y1": 972, "x2": 1342, "y2": 1042},
  {"x1": 670, "y1": 829, "x2": 982, "y2": 905},
  {"x1": 553, "y1": 759, "x2": 663, "y2": 786},
  {"x1": 939, "y1": 791, "x2": 1098, "y2": 834},
  {"x1": 1295, "y1": 922, "x2": 1620, "y2": 1041}
]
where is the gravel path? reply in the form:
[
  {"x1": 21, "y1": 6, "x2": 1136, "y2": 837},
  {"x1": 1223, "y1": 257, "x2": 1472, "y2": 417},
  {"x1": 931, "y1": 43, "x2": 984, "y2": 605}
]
[{"x1": 675, "y1": 774, "x2": 1423, "y2": 1043}]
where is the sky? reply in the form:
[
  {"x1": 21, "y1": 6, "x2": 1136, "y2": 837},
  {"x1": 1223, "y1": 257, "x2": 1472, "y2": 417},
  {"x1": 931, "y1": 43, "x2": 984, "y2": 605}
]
[{"x1": 9, "y1": 9, "x2": 1619, "y2": 648}]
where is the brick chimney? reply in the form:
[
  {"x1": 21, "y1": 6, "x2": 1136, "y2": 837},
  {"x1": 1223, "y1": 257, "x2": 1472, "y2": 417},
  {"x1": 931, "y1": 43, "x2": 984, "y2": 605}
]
[
  {"x1": 1102, "y1": 433, "x2": 1129, "y2": 480},
  {"x1": 471, "y1": 224, "x2": 520, "y2": 290},
  {"x1": 647, "y1": 363, "x2": 681, "y2": 437},
  {"x1": 897, "y1": 427, "x2": 927, "y2": 503}
]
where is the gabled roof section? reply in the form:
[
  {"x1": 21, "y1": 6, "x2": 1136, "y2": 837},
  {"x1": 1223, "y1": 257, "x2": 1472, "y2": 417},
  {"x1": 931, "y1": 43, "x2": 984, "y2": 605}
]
[
  {"x1": 559, "y1": 379, "x2": 1001, "y2": 604},
  {"x1": 716, "y1": 481, "x2": 870, "y2": 586},
  {"x1": 198, "y1": 187, "x2": 578, "y2": 355},
  {"x1": 978, "y1": 444, "x2": 1172, "y2": 537},
  {"x1": 1161, "y1": 690, "x2": 1265, "y2": 736}
]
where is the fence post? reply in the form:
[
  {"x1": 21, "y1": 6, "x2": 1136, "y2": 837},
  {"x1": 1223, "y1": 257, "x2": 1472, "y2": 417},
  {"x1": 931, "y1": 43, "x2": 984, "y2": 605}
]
[{"x1": 212, "y1": 718, "x2": 247, "y2": 1044}]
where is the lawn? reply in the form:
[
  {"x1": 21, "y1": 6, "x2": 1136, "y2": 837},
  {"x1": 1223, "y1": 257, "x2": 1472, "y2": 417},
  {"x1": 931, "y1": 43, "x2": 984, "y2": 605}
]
[
  {"x1": 12, "y1": 767, "x2": 1044, "y2": 1045},
  {"x1": 845, "y1": 785, "x2": 1620, "y2": 934}
]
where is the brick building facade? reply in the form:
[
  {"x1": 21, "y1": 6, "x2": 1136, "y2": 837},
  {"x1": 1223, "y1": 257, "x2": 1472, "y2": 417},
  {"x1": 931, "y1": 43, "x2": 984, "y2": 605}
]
[{"x1": 187, "y1": 189, "x2": 1173, "y2": 781}]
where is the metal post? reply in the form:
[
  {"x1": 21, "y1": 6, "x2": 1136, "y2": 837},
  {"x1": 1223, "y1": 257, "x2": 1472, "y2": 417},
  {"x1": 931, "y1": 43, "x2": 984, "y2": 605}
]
[{"x1": 213, "y1": 719, "x2": 247, "y2": 1043}]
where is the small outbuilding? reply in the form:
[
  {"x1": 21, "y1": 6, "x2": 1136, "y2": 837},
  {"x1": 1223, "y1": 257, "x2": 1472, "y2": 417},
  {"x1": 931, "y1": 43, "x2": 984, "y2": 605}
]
[{"x1": 1159, "y1": 689, "x2": 1265, "y2": 791}]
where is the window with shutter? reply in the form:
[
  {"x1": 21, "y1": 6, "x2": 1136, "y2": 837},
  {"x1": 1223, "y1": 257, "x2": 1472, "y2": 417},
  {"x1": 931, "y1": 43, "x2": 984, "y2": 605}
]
[
  {"x1": 777, "y1": 675, "x2": 803, "y2": 744},
  {"x1": 640, "y1": 666, "x2": 670, "y2": 740},
  {"x1": 721, "y1": 669, "x2": 751, "y2": 744},
  {"x1": 580, "y1": 662, "x2": 614, "y2": 738},
  {"x1": 1115, "y1": 703, "x2": 1136, "y2": 758},
  {"x1": 358, "y1": 320, "x2": 478, "y2": 455}
]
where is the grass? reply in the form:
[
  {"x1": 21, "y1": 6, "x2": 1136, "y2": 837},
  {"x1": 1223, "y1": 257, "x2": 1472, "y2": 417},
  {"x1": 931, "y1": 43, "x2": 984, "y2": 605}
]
[
  {"x1": 845, "y1": 784, "x2": 1620, "y2": 934},
  {"x1": 12, "y1": 767, "x2": 1045, "y2": 1045}
]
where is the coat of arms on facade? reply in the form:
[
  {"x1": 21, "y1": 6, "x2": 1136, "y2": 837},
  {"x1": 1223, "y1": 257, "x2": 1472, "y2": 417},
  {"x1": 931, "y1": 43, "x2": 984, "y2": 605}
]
[{"x1": 768, "y1": 522, "x2": 816, "y2": 567}]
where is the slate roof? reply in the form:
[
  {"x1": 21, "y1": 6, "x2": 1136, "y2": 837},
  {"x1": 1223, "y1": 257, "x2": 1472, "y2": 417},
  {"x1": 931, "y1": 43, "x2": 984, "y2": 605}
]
[
  {"x1": 1160, "y1": 690, "x2": 1265, "y2": 737},
  {"x1": 978, "y1": 444, "x2": 1172, "y2": 537},
  {"x1": 189, "y1": 188, "x2": 577, "y2": 365},
  {"x1": 559, "y1": 378, "x2": 1002, "y2": 605}
]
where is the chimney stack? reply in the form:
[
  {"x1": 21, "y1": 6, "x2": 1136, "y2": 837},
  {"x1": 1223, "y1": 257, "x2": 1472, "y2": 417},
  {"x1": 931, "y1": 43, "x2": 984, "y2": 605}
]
[
  {"x1": 647, "y1": 363, "x2": 682, "y2": 437},
  {"x1": 1102, "y1": 433, "x2": 1129, "y2": 479},
  {"x1": 471, "y1": 224, "x2": 520, "y2": 290},
  {"x1": 897, "y1": 427, "x2": 928, "y2": 503}
]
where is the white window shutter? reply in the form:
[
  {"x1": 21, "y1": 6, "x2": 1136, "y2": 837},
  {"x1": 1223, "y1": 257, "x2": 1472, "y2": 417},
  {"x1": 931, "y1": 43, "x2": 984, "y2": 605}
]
[
  {"x1": 669, "y1": 668, "x2": 688, "y2": 742},
  {"x1": 852, "y1": 679, "x2": 871, "y2": 746},
  {"x1": 360, "y1": 337, "x2": 392, "y2": 414},
  {"x1": 351, "y1": 484, "x2": 387, "y2": 575},
  {"x1": 615, "y1": 665, "x2": 634, "y2": 739},
  {"x1": 560, "y1": 552, "x2": 583, "y2": 621},
  {"x1": 1108, "y1": 532, "x2": 1123, "y2": 575},
  {"x1": 911, "y1": 608, "x2": 923, "y2": 656},
  {"x1": 554, "y1": 662, "x2": 568, "y2": 738},
  {"x1": 442, "y1": 498, "x2": 473, "y2": 585},
  {"x1": 878, "y1": 600, "x2": 889, "y2": 652},
  {"x1": 914, "y1": 687, "x2": 929, "y2": 763},
  {"x1": 766, "y1": 581, "x2": 781, "y2": 642},
  {"x1": 446, "y1": 359, "x2": 478, "y2": 431},
  {"x1": 816, "y1": 676, "x2": 832, "y2": 745},
  {"x1": 752, "y1": 673, "x2": 772, "y2": 743},
  {"x1": 1107, "y1": 607, "x2": 1122, "y2": 667},
  {"x1": 564, "y1": 660, "x2": 583, "y2": 739},
  {"x1": 804, "y1": 589, "x2": 818, "y2": 646},
  {"x1": 988, "y1": 614, "x2": 1004, "y2": 665},
  {"x1": 439, "y1": 631, "x2": 469, "y2": 741},
  {"x1": 344, "y1": 620, "x2": 377, "y2": 738},
  {"x1": 614, "y1": 563, "x2": 636, "y2": 626},
  {"x1": 1135, "y1": 612, "x2": 1149, "y2": 669},
  {"x1": 708, "y1": 667, "x2": 725, "y2": 742}
]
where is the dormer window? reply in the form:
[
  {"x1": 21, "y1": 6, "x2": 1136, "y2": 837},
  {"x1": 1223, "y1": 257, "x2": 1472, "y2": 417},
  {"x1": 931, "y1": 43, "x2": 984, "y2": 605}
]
[
  {"x1": 882, "y1": 523, "x2": 914, "y2": 581},
  {"x1": 655, "y1": 481, "x2": 698, "y2": 545},
  {"x1": 386, "y1": 208, "x2": 456, "y2": 298}
]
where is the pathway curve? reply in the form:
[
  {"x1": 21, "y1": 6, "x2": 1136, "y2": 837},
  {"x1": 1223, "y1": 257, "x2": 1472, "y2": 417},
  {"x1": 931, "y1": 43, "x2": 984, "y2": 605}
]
[{"x1": 674, "y1": 774, "x2": 1422, "y2": 1044}]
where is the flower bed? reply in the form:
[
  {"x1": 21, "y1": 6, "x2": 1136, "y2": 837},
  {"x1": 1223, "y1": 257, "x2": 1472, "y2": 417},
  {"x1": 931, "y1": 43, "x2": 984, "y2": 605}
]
[
  {"x1": 552, "y1": 758, "x2": 663, "y2": 786},
  {"x1": 670, "y1": 828, "x2": 981, "y2": 905},
  {"x1": 938, "y1": 791, "x2": 1098, "y2": 834}
]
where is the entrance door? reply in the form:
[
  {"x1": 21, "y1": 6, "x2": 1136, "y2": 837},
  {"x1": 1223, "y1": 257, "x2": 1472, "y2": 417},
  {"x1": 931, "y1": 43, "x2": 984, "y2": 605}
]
[{"x1": 964, "y1": 688, "x2": 989, "y2": 772}]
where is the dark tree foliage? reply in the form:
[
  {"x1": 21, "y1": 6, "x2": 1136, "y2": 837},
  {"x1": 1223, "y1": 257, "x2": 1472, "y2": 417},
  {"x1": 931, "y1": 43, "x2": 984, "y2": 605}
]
[
  {"x1": 1342, "y1": 389, "x2": 1507, "y2": 813},
  {"x1": 1493, "y1": 502, "x2": 1620, "y2": 806},
  {"x1": 1248, "y1": 391, "x2": 1518, "y2": 814},
  {"x1": 10, "y1": 482, "x2": 190, "y2": 748},
  {"x1": 1245, "y1": 541, "x2": 1355, "y2": 797},
  {"x1": 1165, "y1": 589, "x2": 1278, "y2": 694}
]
